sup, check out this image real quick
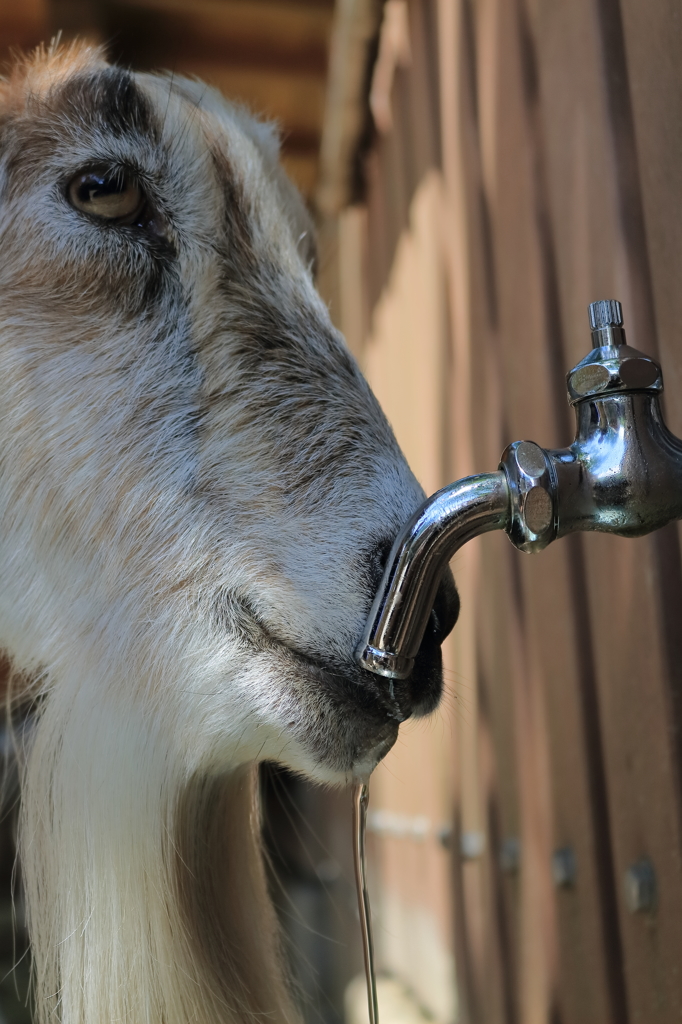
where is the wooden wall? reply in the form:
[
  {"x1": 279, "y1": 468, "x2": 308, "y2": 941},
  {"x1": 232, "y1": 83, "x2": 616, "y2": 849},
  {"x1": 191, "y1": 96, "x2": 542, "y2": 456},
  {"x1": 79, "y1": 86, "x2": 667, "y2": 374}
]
[{"x1": 331, "y1": 1, "x2": 682, "y2": 1022}]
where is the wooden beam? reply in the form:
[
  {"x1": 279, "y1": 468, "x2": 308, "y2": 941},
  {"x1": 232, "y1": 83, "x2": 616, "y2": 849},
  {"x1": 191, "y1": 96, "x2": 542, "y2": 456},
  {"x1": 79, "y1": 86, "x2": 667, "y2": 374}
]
[
  {"x1": 0, "y1": 0, "x2": 48, "y2": 55},
  {"x1": 316, "y1": 0, "x2": 382, "y2": 215},
  {"x1": 106, "y1": 0, "x2": 333, "y2": 76}
]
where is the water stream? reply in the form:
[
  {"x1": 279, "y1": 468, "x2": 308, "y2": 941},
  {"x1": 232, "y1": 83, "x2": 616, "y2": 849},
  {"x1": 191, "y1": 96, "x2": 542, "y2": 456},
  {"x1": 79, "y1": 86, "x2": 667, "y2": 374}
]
[{"x1": 352, "y1": 780, "x2": 379, "y2": 1024}]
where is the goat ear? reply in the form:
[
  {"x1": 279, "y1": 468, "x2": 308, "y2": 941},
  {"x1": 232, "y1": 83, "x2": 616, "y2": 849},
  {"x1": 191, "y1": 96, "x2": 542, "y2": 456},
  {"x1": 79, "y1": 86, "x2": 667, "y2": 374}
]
[{"x1": 231, "y1": 109, "x2": 318, "y2": 269}]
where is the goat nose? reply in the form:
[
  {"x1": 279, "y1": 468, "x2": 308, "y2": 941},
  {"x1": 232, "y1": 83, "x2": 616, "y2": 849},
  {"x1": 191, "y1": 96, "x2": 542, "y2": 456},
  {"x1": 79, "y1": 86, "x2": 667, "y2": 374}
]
[
  {"x1": 400, "y1": 568, "x2": 458, "y2": 719},
  {"x1": 430, "y1": 568, "x2": 459, "y2": 645}
]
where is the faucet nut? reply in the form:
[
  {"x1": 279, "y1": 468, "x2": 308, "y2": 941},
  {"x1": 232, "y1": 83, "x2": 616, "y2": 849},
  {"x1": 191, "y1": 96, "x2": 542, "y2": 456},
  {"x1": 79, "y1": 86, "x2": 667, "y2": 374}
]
[
  {"x1": 524, "y1": 485, "x2": 553, "y2": 535},
  {"x1": 619, "y1": 357, "x2": 660, "y2": 390},
  {"x1": 567, "y1": 301, "x2": 663, "y2": 403},
  {"x1": 569, "y1": 364, "x2": 610, "y2": 397},
  {"x1": 567, "y1": 353, "x2": 662, "y2": 404},
  {"x1": 500, "y1": 441, "x2": 557, "y2": 553},
  {"x1": 515, "y1": 441, "x2": 547, "y2": 477}
]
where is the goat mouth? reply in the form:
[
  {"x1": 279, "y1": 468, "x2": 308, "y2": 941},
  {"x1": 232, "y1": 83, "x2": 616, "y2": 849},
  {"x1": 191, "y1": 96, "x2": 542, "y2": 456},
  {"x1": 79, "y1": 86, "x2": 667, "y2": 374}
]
[
  {"x1": 218, "y1": 597, "x2": 441, "y2": 772},
  {"x1": 222, "y1": 595, "x2": 409, "y2": 720},
  {"x1": 272, "y1": 638, "x2": 447, "y2": 776},
  {"x1": 280, "y1": 644, "x2": 404, "y2": 771}
]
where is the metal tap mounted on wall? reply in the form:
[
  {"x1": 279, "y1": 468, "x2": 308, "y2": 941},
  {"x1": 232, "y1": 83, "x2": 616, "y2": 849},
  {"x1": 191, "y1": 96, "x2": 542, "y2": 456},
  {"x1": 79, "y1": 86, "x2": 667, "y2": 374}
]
[{"x1": 356, "y1": 300, "x2": 682, "y2": 682}]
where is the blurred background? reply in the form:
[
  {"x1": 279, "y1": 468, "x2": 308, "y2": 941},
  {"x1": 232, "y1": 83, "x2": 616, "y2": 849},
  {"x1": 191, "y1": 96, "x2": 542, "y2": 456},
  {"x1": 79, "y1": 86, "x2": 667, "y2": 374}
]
[{"x1": 2, "y1": 2, "x2": 682, "y2": 1024}]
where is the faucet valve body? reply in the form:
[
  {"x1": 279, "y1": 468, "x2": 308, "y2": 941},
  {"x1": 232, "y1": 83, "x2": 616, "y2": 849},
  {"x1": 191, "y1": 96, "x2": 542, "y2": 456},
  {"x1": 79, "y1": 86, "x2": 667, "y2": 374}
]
[{"x1": 357, "y1": 301, "x2": 682, "y2": 680}]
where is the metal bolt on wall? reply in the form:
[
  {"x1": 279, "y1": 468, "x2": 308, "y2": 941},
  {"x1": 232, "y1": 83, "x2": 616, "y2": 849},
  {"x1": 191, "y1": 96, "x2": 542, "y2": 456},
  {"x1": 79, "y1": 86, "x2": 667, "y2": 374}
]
[{"x1": 624, "y1": 859, "x2": 657, "y2": 914}]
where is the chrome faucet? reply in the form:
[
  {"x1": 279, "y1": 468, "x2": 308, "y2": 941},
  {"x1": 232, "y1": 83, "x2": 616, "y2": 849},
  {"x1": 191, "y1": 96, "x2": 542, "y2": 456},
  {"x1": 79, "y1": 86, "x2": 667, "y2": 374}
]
[{"x1": 356, "y1": 300, "x2": 682, "y2": 681}]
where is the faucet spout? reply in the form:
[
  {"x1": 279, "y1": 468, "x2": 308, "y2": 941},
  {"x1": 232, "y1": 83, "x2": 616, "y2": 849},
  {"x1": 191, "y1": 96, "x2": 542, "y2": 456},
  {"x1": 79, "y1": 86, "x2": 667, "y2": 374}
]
[
  {"x1": 357, "y1": 299, "x2": 682, "y2": 681},
  {"x1": 356, "y1": 472, "x2": 510, "y2": 680}
]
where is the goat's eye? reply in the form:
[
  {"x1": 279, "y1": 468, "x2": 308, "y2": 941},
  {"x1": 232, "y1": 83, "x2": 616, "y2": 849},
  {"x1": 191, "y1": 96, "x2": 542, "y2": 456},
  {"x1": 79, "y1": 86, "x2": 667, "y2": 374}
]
[{"x1": 67, "y1": 168, "x2": 145, "y2": 223}]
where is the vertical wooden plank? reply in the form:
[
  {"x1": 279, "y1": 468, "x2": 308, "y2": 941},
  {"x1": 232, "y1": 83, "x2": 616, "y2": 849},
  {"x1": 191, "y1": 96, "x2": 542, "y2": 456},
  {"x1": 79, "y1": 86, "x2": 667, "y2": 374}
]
[
  {"x1": 451, "y1": 12, "x2": 524, "y2": 1015},
  {"x1": 358, "y1": 8, "x2": 466, "y2": 1013},
  {"x1": 618, "y1": 1, "x2": 682, "y2": 436},
  {"x1": 581, "y1": 529, "x2": 682, "y2": 1023},
  {"x1": 437, "y1": 3, "x2": 499, "y2": 1019},
  {"x1": 361, "y1": 167, "x2": 461, "y2": 1023},
  {"x1": 477, "y1": 537, "x2": 522, "y2": 1024},
  {"x1": 618, "y1": 1, "x2": 682, "y2": 841}
]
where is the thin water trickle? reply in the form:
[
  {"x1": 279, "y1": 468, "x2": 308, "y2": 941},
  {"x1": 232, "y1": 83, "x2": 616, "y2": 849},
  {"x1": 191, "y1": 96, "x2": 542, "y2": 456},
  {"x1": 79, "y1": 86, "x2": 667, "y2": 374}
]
[{"x1": 353, "y1": 780, "x2": 379, "y2": 1024}]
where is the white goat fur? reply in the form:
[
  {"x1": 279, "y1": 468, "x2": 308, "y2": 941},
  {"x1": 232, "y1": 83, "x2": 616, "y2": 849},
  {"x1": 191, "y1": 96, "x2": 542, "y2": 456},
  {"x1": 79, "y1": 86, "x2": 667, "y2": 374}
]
[{"x1": 0, "y1": 42, "x2": 433, "y2": 1024}]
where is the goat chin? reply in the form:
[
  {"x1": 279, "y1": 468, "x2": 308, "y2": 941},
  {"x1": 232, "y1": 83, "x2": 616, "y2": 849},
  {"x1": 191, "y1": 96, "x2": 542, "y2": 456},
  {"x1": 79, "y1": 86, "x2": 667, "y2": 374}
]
[{"x1": 17, "y1": 668, "x2": 298, "y2": 1024}]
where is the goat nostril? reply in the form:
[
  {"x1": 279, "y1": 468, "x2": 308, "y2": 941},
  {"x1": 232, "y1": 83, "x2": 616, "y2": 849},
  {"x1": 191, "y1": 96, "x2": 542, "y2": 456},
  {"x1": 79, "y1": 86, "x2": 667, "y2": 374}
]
[{"x1": 431, "y1": 569, "x2": 459, "y2": 645}]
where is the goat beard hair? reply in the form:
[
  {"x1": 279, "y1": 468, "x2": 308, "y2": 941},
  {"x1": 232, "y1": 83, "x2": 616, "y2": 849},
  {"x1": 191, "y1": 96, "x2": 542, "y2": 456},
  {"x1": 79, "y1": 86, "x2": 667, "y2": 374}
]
[{"x1": 15, "y1": 668, "x2": 299, "y2": 1024}]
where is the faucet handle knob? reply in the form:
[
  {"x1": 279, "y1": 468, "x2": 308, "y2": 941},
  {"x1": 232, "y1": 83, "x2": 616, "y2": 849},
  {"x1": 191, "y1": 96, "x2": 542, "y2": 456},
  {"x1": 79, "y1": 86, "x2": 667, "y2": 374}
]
[
  {"x1": 588, "y1": 299, "x2": 623, "y2": 330},
  {"x1": 568, "y1": 299, "x2": 661, "y2": 404}
]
